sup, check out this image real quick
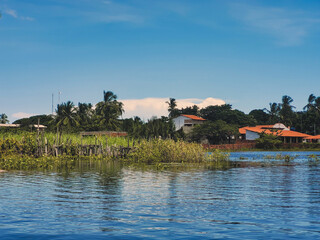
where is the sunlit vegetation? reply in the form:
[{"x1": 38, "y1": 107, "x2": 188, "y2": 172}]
[{"x1": 125, "y1": 139, "x2": 229, "y2": 164}]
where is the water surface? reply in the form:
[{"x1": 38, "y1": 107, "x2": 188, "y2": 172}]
[{"x1": 0, "y1": 152, "x2": 320, "y2": 239}]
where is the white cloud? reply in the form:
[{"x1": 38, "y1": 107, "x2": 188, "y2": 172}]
[
  {"x1": 120, "y1": 97, "x2": 225, "y2": 120},
  {"x1": 12, "y1": 112, "x2": 38, "y2": 119},
  {"x1": 229, "y1": 3, "x2": 320, "y2": 46},
  {"x1": 4, "y1": 8, "x2": 34, "y2": 21},
  {"x1": 5, "y1": 9, "x2": 18, "y2": 18}
]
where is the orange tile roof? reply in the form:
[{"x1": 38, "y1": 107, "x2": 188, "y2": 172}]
[
  {"x1": 239, "y1": 126, "x2": 250, "y2": 135},
  {"x1": 244, "y1": 127, "x2": 311, "y2": 138},
  {"x1": 305, "y1": 135, "x2": 320, "y2": 140},
  {"x1": 182, "y1": 115, "x2": 206, "y2": 121}
]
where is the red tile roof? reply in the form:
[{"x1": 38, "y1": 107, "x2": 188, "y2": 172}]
[
  {"x1": 305, "y1": 135, "x2": 320, "y2": 140},
  {"x1": 239, "y1": 124, "x2": 312, "y2": 138},
  {"x1": 244, "y1": 127, "x2": 311, "y2": 138},
  {"x1": 181, "y1": 115, "x2": 206, "y2": 121}
]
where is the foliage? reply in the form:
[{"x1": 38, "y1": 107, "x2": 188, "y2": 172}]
[
  {"x1": 255, "y1": 132, "x2": 282, "y2": 150},
  {"x1": 200, "y1": 104, "x2": 256, "y2": 127},
  {"x1": 54, "y1": 101, "x2": 79, "y2": 132},
  {"x1": 179, "y1": 105, "x2": 199, "y2": 116},
  {"x1": 122, "y1": 116, "x2": 183, "y2": 140},
  {"x1": 126, "y1": 139, "x2": 229, "y2": 164},
  {"x1": 0, "y1": 113, "x2": 9, "y2": 124},
  {"x1": 249, "y1": 109, "x2": 269, "y2": 125},
  {"x1": 8, "y1": 92, "x2": 320, "y2": 139},
  {"x1": 166, "y1": 98, "x2": 180, "y2": 118},
  {"x1": 264, "y1": 102, "x2": 281, "y2": 124},
  {"x1": 95, "y1": 91, "x2": 124, "y2": 130},
  {"x1": 190, "y1": 120, "x2": 239, "y2": 144},
  {"x1": 13, "y1": 114, "x2": 55, "y2": 131},
  {"x1": 279, "y1": 95, "x2": 296, "y2": 126}
]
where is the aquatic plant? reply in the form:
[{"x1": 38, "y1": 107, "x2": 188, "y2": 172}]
[{"x1": 126, "y1": 139, "x2": 229, "y2": 164}]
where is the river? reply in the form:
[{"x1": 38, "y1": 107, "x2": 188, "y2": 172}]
[{"x1": 0, "y1": 151, "x2": 319, "y2": 239}]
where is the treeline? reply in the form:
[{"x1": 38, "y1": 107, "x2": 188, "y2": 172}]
[
  {"x1": 8, "y1": 91, "x2": 183, "y2": 140},
  {"x1": 2, "y1": 92, "x2": 320, "y2": 144},
  {"x1": 168, "y1": 95, "x2": 320, "y2": 144}
]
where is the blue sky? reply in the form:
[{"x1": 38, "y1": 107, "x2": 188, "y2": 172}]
[{"x1": 1, "y1": 0, "x2": 320, "y2": 121}]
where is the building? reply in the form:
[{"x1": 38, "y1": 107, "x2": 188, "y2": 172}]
[
  {"x1": 173, "y1": 115, "x2": 206, "y2": 133},
  {"x1": 304, "y1": 135, "x2": 320, "y2": 143},
  {"x1": 0, "y1": 123, "x2": 47, "y2": 131},
  {"x1": 239, "y1": 123, "x2": 311, "y2": 143}
]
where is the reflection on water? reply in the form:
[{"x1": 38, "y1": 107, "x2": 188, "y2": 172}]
[{"x1": 0, "y1": 152, "x2": 320, "y2": 239}]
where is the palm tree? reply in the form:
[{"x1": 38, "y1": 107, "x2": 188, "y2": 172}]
[
  {"x1": 166, "y1": 98, "x2": 180, "y2": 118},
  {"x1": 0, "y1": 113, "x2": 9, "y2": 124},
  {"x1": 77, "y1": 102, "x2": 93, "y2": 125},
  {"x1": 264, "y1": 103, "x2": 280, "y2": 124},
  {"x1": 95, "y1": 91, "x2": 124, "y2": 130},
  {"x1": 103, "y1": 91, "x2": 117, "y2": 103},
  {"x1": 279, "y1": 95, "x2": 296, "y2": 126},
  {"x1": 303, "y1": 94, "x2": 316, "y2": 111},
  {"x1": 55, "y1": 101, "x2": 79, "y2": 132}
]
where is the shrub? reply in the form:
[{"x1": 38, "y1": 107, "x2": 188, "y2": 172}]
[{"x1": 255, "y1": 133, "x2": 282, "y2": 150}]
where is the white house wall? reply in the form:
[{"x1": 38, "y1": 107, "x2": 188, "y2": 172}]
[
  {"x1": 173, "y1": 116, "x2": 188, "y2": 131},
  {"x1": 246, "y1": 130, "x2": 260, "y2": 140}
]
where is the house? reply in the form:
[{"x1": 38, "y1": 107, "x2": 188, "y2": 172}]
[
  {"x1": 239, "y1": 123, "x2": 311, "y2": 143},
  {"x1": 304, "y1": 135, "x2": 320, "y2": 143},
  {"x1": 173, "y1": 115, "x2": 206, "y2": 133},
  {"x1": 0, "y1": 123, "x2": 47, "y2": 131}
]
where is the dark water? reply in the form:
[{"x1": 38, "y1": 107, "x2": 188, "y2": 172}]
[{"x1": 0, "y1": 152, "x2": 320, "y2": 239}]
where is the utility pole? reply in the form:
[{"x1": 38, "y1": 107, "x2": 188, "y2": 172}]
[
  {"x1": 58, "y1": 91, "x2": 61, "y2": 105},
  {"x1": 52, "y1": 93, "x2": 54, "y2": 114}
]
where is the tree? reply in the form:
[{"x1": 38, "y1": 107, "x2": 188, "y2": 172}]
[
  {"x1": 279, "y1": 95, "x2": 296, "y2": 126},
  {"x1": 166, "y1": 98, "x2": 180, "y2": 118},
  {"x1": 0, "y1": 113, "x2": 9, "y2": 124},
  {"x1": 200, "y1": 104, "x2": 256, "y2": 127},
  {"x1": 95, "y1": 91, "x2": 124, "y2": 130},
  {"x1": 264, "y1": 102, "x2": 280, "y2": 124},
  {"x1": 255, "y1": 132, "x2": 282, "y2": 150},
  {"x1": 191, "y1": 120, "x2": 239, "y2": 144},
  {"x1": 76, "y1": 102, "x2": 93, "y2": 129},
  {"x1": 249, "y1": 109, "x2": 269, "y2": 125},
  {"x1": 304, "y1": 94, "x2": 316, "y2": 111},
  {"x1": 54, "y1": 101, "x2": 79, "y2": 132},
  {"x1": 180, "y1": 105, "x2": 199, "y2": 116},
  {"x1": 13, "y1": 114, "x2": 55, "y2": 131}
]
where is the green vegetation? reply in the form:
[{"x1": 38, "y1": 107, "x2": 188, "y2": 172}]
[
  {"x1": 126, "y1": 139, "x2": 229, "y2": 164},
  {"x1": 190, "y1": 120, "x2": 239, "y2": 144},
  {"x1": 3, "y1": 91, "x2": 320, "y2": 143},
  {"x1": 0, "y1": 113, "x2": 9, "y2": 124},
  {"x1": 255, "y1": 133, "x2": 282, "y2": 150},
  {"x1": 0, "y1": 132, "x2": 229, "y2": 170}
]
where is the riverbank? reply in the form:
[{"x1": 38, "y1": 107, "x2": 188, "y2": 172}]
[{"x1": 0, "y1": 133, "x2": 230, "y2": 170}]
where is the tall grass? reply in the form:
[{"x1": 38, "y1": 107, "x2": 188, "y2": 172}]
[
  {"x1": 126, "y1": 139, "x2": 229, "y2": 164},
  {"x1": 0, "y1": 131, "x2": 132, "y2": 148},
  {"x1": 0, "y1": 132, "x2": 229, "y2": 170}
]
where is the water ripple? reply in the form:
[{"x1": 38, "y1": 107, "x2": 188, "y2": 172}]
[{"x1": 0, "y1": 152, "x2": 319, "y2": 239}]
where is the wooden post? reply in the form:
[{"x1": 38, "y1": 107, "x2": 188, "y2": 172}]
[
  {"x1": 95, "y1": 136, "x2": 97, "y2": 155},
  {"x1": 45, "y1": 137, "x2": 48, "y2": 156}
]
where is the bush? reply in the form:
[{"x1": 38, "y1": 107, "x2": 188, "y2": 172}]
[
  {"x1": 255, "y1": 133, "x2": 282, "y2": 150},
  {"x1": 126, "y1": 139, "x2": 229, "y2": 164}
]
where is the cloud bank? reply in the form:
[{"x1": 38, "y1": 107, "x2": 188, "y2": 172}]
[
  {"x1": 12, "y1": 112, "x2": 38, "y2": 119},
  {"x1": 120, "y1": 97, "x2": 225, "y2": 120}
]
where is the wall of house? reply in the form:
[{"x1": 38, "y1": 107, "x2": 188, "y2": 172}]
[
  {"x1": 173, "y1": 116, "x2": 188, "y2": 131},
  {"x1": 246, "y1": 130, "x2": 260, "y2": 140}
]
